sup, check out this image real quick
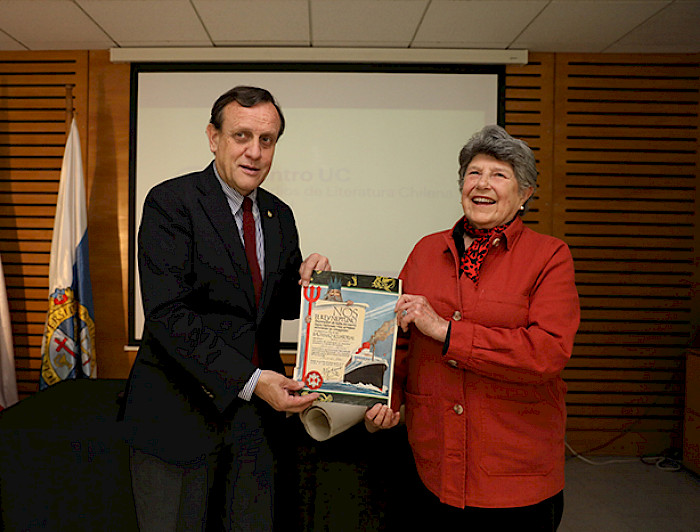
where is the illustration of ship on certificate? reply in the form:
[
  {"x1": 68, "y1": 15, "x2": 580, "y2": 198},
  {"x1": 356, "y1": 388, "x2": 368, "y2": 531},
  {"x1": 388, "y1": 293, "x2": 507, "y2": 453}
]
[{"x1": 294, "y1": 270, "x2": 402, "y2": 407}]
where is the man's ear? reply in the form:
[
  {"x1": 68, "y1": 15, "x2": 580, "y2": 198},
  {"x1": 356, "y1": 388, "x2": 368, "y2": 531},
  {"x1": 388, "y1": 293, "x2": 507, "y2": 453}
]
[{"x1": 205, "y1": 123, "x2": 219, "y2": 154}]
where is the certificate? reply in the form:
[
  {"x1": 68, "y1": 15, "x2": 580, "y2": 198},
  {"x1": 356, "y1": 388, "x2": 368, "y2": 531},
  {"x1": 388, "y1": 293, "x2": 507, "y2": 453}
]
[{"x1": 294, "y1": 270, "x2": 401, "y2": 407}]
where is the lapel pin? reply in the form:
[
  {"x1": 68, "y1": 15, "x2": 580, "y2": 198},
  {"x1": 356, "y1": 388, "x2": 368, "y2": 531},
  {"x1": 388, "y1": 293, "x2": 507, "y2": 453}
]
[{"x1": 267, "y1": 210, "x2": 273, "y2": 218}]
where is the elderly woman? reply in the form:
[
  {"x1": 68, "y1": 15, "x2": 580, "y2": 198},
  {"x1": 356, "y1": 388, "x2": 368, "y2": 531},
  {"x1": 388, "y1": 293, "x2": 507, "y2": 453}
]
[{"x1": 366, "y1": 125, "x2": 580, "y2": 530}]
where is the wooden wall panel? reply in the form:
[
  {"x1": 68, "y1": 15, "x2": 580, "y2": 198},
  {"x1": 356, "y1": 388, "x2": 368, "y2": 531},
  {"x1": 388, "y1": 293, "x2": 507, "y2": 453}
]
[
  {"x1": 552, "y1": 54, "x2": 699, "y2": 455},
  {"x1": 86, "y1": 50, "x2": 133, "y2": 381},
  {"x1": 0, "y1": 51, "x2": 88, "y2": 398},
  {"x1": 505, "y1": 53, "x2": 555, "y2": 235}
]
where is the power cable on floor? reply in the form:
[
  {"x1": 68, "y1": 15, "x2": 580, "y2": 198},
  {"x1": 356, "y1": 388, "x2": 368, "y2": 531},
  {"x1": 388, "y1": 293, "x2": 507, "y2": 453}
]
[
  {"x1": 565, "y1": 441, "x2": 638, "y2": 466},
  {"x1": 641, "y1": 454, "x2": 682, "y2": 472},
  {"x1": 566, "y1": 440, "x2": 683, "y2": 471}
]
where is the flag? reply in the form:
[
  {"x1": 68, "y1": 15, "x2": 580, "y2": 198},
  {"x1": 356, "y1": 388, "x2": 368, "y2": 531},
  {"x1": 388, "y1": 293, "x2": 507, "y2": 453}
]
[
  {"x1": 39, "y1": 118, "x2": 96, "y2": 389},
  {"x1": 0, "y1": 257, "x2": 19, "y2": 410}
]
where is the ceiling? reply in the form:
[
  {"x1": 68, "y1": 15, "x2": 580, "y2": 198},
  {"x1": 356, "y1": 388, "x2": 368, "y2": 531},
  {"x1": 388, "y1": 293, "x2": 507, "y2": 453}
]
[{"x1": 0, "y1": 0, "x2": 698, "y2": 55}]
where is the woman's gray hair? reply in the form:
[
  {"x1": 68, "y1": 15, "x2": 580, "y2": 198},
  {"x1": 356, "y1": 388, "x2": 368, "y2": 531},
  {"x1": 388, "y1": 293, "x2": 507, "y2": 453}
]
[{"x1": 457, "y1": 125, "x2": 538, "y2": 214}]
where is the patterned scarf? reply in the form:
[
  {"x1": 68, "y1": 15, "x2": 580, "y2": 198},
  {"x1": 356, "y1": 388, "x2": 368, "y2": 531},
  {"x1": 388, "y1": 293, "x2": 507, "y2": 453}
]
[{"x1": 460, "y1": 218, "x2": 511, "y2": 283}]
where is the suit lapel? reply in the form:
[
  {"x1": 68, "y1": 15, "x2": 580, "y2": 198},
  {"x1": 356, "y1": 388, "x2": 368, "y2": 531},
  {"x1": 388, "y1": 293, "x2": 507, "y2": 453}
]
[
  {"x1": 195, "y1": 164, "x2": 258, "y2": 311},
  {"x1": 258, "y1": 188, "x2": 282, "y2": 319}
]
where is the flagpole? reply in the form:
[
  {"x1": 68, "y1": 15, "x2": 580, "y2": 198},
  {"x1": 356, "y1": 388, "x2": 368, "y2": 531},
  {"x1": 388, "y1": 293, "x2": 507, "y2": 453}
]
[{"x1": 65, "y1": 84, "x2": 74, "y2": 137}]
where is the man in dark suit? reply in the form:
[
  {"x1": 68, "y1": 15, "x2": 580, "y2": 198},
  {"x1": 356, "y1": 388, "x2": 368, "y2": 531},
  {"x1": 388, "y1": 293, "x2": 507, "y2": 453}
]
[{"x1": 120, "y1": 86, "x2": 328, "y2": 531}]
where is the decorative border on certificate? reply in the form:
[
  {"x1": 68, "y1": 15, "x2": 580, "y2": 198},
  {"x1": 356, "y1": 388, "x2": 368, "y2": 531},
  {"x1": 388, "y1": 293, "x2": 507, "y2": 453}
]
[{"x1": 294, "y1": 270, "x2": 401, "y2": 407}]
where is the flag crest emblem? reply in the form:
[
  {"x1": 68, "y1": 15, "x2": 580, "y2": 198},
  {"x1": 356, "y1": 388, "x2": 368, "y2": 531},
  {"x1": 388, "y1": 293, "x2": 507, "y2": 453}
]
[{"x1": 41, "y1": 287, "x2": 96, "y2": 387}]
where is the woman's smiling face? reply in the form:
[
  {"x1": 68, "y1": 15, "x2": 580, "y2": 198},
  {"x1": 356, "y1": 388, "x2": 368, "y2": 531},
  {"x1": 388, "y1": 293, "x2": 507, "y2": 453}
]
[{"x1": 461, "y1": 153, "x2": 533, "y2": 229}]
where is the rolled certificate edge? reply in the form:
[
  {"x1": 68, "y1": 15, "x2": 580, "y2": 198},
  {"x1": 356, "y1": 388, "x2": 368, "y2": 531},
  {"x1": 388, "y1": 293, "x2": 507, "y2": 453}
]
[{"x1": 300, "y1": 402, "x2": 367, "y2": 441}]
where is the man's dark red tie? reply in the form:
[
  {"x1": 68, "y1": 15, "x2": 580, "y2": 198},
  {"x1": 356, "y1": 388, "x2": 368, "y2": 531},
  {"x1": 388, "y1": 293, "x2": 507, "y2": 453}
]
[
  {"x1": 242, "y1": 196, "x2": 262, "y2": 366},
  {"x1": 242, "y1": 197, "x2": 263, "y2": 304}
]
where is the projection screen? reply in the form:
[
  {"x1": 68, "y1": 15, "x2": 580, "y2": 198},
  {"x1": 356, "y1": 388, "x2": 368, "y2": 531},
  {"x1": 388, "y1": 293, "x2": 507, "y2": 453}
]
[{"x1": 130, "y1": 65, "x2": 503, "y2": 344}]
